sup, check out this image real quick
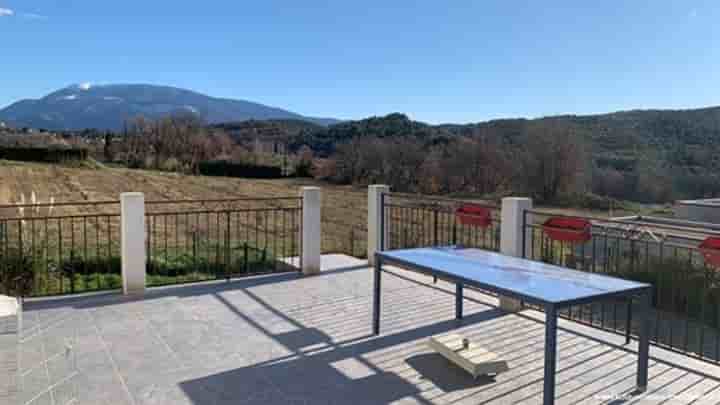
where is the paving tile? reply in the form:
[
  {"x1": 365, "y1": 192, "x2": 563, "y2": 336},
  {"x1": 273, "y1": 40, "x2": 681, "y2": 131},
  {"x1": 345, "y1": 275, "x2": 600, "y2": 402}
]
[{"x1": 9, "y1": 259, "x2": 720, "y2": 405}]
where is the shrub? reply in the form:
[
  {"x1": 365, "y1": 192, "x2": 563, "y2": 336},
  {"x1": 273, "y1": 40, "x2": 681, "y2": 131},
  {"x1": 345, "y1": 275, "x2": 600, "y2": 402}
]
[
  {"x1": 0, "y1": 249, "x2": 35, "y2": 297},
  {"x1": 0, "y1": 147, "x2": 88, "y2": 163},
  {"x1": 198, "y1": 160, "x2": 283, "y2": 178}
]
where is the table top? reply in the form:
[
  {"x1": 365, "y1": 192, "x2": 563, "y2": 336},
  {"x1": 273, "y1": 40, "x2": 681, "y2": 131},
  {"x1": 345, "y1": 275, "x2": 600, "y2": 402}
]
[{"x1": 377, "y1": 247, "x2": 651, "y2": 306}]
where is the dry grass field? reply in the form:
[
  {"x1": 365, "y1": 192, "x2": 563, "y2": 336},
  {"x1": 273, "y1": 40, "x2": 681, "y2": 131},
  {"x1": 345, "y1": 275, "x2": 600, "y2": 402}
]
[
  {"x1": 0, "y1": 160, "x2": 369, "y2": 256},
  {"x1": 0, "y1": 160, "x2": 666, "y2": 297},
  {"x1": 0, "y1": 160, "x2": 649, "y2": 255}
]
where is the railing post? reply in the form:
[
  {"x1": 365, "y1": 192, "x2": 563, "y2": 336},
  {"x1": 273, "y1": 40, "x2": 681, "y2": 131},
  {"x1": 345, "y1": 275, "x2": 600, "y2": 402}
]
[
  {"x1": 301, "y1": 187, "x2": 321, "y2": 275},
  {"x1": 499, "y1": 197, "x2": 533, "y2": 311},
  {"x1": 501, "y1": 197, "x2": 533, "y2": 258},
  {"x1": 368, "y1": 185, "x2": 390, "y2": 265},
  {"x1": 120, "y1": 192, "x2": 146, "y2": 294}
]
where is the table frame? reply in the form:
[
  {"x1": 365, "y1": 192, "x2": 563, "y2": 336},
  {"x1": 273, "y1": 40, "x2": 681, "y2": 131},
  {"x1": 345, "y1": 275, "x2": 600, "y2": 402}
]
[{"x1": 372, "y1": 251, "x2": 652, "y2": 405}]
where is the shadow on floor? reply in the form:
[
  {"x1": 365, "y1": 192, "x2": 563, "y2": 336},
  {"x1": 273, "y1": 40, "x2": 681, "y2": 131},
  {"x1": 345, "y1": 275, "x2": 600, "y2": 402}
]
[
  {"x1": 179, "y1": 357, "x2": 422, "y2": 405},
  {"x1": 22, "y1": 263, "x2": 367, "y2": 312},
  {"x1": 406, "y1": 353, "x2": 496, "y2": 392},
  {"x1": 175, "y1": 282, "x2": 508, "y2": 405}
]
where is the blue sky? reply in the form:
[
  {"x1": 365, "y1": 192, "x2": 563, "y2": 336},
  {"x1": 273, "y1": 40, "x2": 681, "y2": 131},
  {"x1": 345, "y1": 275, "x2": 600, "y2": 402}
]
[{"x1": 1, "y1": 1, "x2": 718, "y2": 123}]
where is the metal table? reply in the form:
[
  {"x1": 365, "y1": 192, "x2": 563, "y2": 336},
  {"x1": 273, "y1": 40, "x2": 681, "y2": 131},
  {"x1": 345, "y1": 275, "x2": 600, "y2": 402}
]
[{"x1": 372, "y1": 247, "x2": 652, "y2": 405}]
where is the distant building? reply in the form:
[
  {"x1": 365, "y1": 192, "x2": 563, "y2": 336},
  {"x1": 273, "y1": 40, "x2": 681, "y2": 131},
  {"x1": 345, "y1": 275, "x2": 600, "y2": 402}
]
[
  {"x1": 674, "y1": 199, "x2": 720, "y2": 224},
  {"x1": 566, "y1": 215, "x2": 718, "y2": 266}
]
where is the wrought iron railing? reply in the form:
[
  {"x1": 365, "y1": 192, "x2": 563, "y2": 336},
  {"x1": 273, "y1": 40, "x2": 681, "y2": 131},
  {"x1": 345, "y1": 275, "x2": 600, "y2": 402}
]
[
  {"x1": 523, "y1": 209, "x2": 720, "y2": 363},
  {"x1": 0, "y1": 201, "x2": 122, "y2": 297},
  {"x1": 322, "y1": 223, "x2": 368, "y2": 259},
  {"x1": 0, "y1": 197, "x2": 302, "y2": 296},
  {"x1": 144, "y1": 198, "x2": 302, "y2": 286},
  {"x1": 382, "y1": 193, "x2": 501, "y2": 252}
]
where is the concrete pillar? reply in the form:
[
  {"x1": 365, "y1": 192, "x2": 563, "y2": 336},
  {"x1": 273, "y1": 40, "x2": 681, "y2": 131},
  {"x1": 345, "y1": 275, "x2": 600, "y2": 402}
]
[
  {"x1": 501, "y1": 197, "x2": 533, "y2": 258},
  {"x1": 499, "y1": 197, "x2": 533, "y2": 311},
  {"x1": 368, "y1": 185, "x2": 390, "y2": 265},
  {"x1": 121, "y1": 192, "x2": 146, "y2": 294},
  {"x1": 301, "y1": 187, "x2": 321, "y2": 275},
  {"x1": 0, "y1": 295, "x2": 19, "y2": 400}
]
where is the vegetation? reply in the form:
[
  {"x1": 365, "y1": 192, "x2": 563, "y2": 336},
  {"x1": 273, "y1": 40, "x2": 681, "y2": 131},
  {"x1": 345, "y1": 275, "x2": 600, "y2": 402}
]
[
  {"x1": 6, "y1": 105, "x2": 720, "y2": 204},
  {"x1": 291, "y1": 110, "x2": 720, "y2": 204},
  {"x1": 315, "y1": 118, "x2": 587, "y2": 204},
  {"x1": 0, "y1": 146, "x2": 88, "y2": 163},
  {"x1": 198, "y1": 160, "x2": 283, "y2": 178},
  {"x1": 0, "y1": 249, "x2": 278, "y2": 296}
]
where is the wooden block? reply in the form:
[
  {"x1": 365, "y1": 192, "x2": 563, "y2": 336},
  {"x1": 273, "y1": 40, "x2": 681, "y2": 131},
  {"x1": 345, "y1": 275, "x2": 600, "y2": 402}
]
[
  {"x1": 499, "y1": 296, "x2": 523, "y2": 312},
  {"x1": 428, "y1": 334, "x2": 509, "y2": 379}
]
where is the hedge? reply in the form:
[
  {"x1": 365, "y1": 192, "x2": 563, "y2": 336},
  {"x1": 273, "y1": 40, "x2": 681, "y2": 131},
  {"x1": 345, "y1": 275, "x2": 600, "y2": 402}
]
[
  {"x1": 198, "y1": 160, "x2": 283, "y2": 178},
  {"x1": 0, "y1": 147, "x2": 88, "y2": 163}
]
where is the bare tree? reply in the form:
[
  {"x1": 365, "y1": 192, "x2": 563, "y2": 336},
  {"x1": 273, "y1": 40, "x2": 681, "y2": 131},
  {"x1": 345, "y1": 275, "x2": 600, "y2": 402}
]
[{"x1": 515, "y1": 121, "x2": 589, "y2": 202}]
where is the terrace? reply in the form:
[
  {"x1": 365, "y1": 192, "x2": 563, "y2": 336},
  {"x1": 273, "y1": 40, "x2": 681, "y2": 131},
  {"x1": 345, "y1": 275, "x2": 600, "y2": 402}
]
[{"x1": 3, "y1": 187, "x2": 720, "y2": 404}]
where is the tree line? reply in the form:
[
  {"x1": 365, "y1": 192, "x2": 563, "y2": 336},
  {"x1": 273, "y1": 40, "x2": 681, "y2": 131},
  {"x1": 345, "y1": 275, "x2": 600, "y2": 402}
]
[
  {"x1": 307, "y1": 113, "x2": 720, "y2": 205},
  {"x1": 316, "y1": 120, "x2": 590, "y2": 204}
]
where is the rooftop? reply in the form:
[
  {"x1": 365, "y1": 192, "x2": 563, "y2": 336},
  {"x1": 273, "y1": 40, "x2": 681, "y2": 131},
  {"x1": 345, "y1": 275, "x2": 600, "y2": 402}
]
[
  {"x1": 677, "y1": 199, "x2": 720, "y2": 207},
  {"x1": 12, "y1": 255, "x2": 720, "y2": 405}
]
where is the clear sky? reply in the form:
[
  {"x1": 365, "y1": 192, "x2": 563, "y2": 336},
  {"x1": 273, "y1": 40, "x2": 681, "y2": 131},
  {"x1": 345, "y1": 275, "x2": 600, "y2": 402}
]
[{"x1": 1, "y1": 1, "x2": 718, "y2": 123}]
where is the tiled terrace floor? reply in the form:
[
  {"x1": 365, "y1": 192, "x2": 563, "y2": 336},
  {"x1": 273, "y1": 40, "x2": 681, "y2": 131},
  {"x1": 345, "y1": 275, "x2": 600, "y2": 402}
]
[{"x1": 10, "y1": 254, "x2": 720, "y2": 404}]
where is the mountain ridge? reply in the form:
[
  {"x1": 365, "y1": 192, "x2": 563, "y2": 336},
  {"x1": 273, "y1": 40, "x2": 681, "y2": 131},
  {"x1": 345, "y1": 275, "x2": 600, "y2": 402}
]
[{"x1": 0, "y1": 83, "x2": 339, "y2": 130}]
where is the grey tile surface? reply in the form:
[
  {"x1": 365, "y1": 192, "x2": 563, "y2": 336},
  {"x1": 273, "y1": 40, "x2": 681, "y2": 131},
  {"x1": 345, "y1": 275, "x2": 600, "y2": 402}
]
[{"x1": 7, "y1": 256, "x2": 720, "y2": 404}]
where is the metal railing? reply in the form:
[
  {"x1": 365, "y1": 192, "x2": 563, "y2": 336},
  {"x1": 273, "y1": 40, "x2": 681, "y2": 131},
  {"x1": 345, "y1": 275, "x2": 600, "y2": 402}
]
[
  {"x1": 0, "y1": 201, "x2": 122, "y2": 297},
  {"x1": 523, "y1": 209, "x2": 720, "y2": 363},
  {"x1": 144, "y1": 198, "x2": 302, "y2": 287},
  {"x1": 322, "y1": 223, "x2": 368, "y2": 259},
  {"x1": 0, "y1": 197, "x2": 302, "y2": 296},
  {"x1": 382, "y1": 193, "x2": 501, "y2": 252}
]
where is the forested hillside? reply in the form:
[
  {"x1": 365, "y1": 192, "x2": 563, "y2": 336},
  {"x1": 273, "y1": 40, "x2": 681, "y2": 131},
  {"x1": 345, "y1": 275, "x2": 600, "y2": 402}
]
[{"x1": 286, "y1": 108, "x2": 720, "y2": 203}]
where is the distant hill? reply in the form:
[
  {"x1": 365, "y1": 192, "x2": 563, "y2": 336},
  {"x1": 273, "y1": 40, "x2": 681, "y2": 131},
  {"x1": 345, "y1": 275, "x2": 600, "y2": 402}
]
[
  {"x1": 0, "y1": 84, "x2": 339, "y2": 131},
  {"x1": 290, "y1": 107, "x2": 720, "y2": 159},
  {"x1": 289, "y1": 109, "x2": 720, "y2": 201}
]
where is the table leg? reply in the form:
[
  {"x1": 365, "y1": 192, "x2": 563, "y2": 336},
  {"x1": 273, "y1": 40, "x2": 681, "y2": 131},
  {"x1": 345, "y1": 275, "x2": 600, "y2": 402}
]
[
  {"x1": 625, "y1": 298, "x2": 633, "y2": 344},
  {"x1": 637, "y1": 291, "x2": 651, "y2": 392},
  {"x1": 373, "y1": 257, "x2": 382, "y2": 335},
  {"x1": 456, "y1": 283, "x2": 463, "y2": 320},
  {"x1": 543, "y1": 305, "x2": 558, "y2": 405}
]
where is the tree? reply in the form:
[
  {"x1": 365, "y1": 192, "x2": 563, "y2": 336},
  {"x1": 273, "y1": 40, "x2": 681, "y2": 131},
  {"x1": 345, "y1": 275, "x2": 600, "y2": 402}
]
[
  {"x1": 515, "y1": 121, "x2": 589, "y2": 202},
  {"x1": 103, "y1": 132, "x2": 114, "y2": 162}
]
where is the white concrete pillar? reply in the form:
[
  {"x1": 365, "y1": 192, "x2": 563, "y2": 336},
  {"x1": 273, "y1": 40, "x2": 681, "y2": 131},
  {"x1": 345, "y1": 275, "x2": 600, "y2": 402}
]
[
  {"x1": 500, "y1": 197, "x2": 533, "y2": 258},
  {"x1": 0, "y1": 295, "x2": 19, "y2": 399},
  {"x1": 120, "y1": 192, "x2": 146, "y2": 294},
  {"x1": 367, "y1": 185, "x2": 390, "y2": 265},
  {"x1": 499, "y1": 197, "x2": 533, "y2": 311},
  {"x1": 301, "y1": 187, "x2": 321, "y2": 275}
]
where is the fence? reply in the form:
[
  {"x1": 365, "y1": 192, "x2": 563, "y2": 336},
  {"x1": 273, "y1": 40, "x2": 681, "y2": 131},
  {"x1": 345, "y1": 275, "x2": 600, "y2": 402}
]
[
  {"x1": 322, "y1": 222, "x2": 367, "y2": 259},
  {"x1": 0, "y1": 201, "x2": 122, "y2": 297},
  {"x1": 144, "y1": 197, "x2": 302, "y2": 286},
  {"x1": 0, "y1": 197, "x2": 303, "y2": 297},
  {"x1": 382, "y1": 193, "x2": 501, "y2": 252},
  {"x1": 523, "y1": 209, "x2": 720, "y2": 363}
]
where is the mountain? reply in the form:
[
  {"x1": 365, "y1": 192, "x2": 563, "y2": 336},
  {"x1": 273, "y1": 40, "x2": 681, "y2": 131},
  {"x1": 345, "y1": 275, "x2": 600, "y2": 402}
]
[{"x1": 0, "y1": 84, "x2": 339, "y2": 130}]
